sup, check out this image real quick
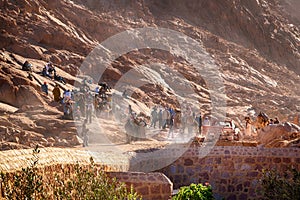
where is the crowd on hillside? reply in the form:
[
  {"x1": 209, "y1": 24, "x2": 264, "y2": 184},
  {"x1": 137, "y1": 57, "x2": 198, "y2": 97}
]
[
  {"x1": 23, "y1": 61, "x2": 67, "y2": 84},
  {"x1": 147, "y1": 105, "x2": 203, "y2": 138},
  {"x1": 52, "y1": 80, "x2": 112, "y2": 146},
  {"x1": 21, "y1": 60, "x2": 209, "y2": 143},
  {"x1": 52, "y1": 81, "x2": 112, "y2": 121},
  {"x1": 22, "y1": 60, "x2": 114, "y2": 146},
  {"x1": 22, "y1": 60, "x2": 285, "y2": 146},
  {"x1": 22, "y1": 60, "x2": 112, "y2": 121},
  {"x1": 21, "y1": 61, "x2": 209, "y2": 140}
]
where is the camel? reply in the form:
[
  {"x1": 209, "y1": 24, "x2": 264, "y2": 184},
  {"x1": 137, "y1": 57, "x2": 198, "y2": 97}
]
[
  {"x1": 253, "y1": 112, "x2": 269, "y2": 130},
  {"x1": 125, "y1": 115, "x2": 147, "y2": 143},
  {"x1": 257, "y1": 122, "x2": 300, "y2": 147},
  {"x1": 243, "y1": 112, "x2": 269, "y2": 138}
]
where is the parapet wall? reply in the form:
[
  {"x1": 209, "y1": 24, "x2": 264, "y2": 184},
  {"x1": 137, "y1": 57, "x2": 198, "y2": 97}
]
[
  {"x1": 107, "y1": 172, "x2": 172, "y2": 200},
  {"x1": 0, "y1": 148, "x2": 173, "y2": 199},
  {"x1": 2, "y1": 146, "x2": 300, "y2": 199},
  {"x1": 158, "y1": 146, "x2": 300, "y2": 200}
]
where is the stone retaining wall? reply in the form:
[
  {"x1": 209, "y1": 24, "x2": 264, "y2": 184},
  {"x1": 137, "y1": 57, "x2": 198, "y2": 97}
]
[
  {"x1": 2, "y1": 146, "x2": 300, "y2": 199},
  {"x1": 158, "y1": 146, "x2": 300, "y2": 200},
  {"x1": 107, "y1": 172, "x2": 172, "y2": 200},
  {"x1": 0, "y1": 148, "x2": 173, "y2": 199}
]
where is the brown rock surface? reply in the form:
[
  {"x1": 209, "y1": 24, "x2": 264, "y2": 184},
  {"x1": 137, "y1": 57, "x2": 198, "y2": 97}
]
[
  {"x1": 258, "y1": 122, "x2": 300, "y2": 147},
  {"x1": 0, "y1": 0, "x2": 299, "y2": 150}
]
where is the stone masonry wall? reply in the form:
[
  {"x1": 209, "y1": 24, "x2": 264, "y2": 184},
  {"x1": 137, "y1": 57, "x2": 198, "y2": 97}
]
[
  {"x1": 107, "y1": 172, "x2": 172, "y2": 200},
  {"x1": 158, "y1": 146, "x2": 300, "y2": 200},
  {"x1": 1, "y1": 163, "x2": 173, "y2": 200},
  {"x1": 2, "y1": 147, "x2": 300, "y2": 199}
]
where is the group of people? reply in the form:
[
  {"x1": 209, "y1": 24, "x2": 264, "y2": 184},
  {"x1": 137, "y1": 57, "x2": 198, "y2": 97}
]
[
  {"x1": 245, "y1": 112, "x2": 281, "y2": 138},
  {"x1": 21, "y1": 61, "x2": 67, "y2": 96},
  {"x1": 269, "y1": 117, "x2": 280, "y2": 125},
  {"x1": 51, "y1": 81, "x2": 112, "y2": 121},
  {"x1": 149, "y1": 104, "x2": 203, "y2": 138},
  {"x1": 41, "y1": 62, "x2": 66, "y2": 84},
  {"x1": 21, "y1": 60, "x2": 115, "y2": 147},
  {"x1": 53, "y1": 80, "x2": 112, "y2": 146},
  {"x1": 22, "y1": 60, "x2": 66, "y2": 84},
  {"x1": 26, "y1": 60, "x2": 110, "y2": 124}
]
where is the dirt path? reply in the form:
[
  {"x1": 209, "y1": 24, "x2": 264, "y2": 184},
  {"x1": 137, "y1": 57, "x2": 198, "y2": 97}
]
[
  {"x1": 0, "y1": 115, "x2": 194, "y2": 172},
  {"x1": 78, "y1": 115, "x2": 193, "y2": 151}
]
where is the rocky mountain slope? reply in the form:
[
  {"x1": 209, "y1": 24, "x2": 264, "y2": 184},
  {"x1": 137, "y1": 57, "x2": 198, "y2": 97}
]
[{"x1": 0, "y1": 0, "x2": 299, "y2": 150}]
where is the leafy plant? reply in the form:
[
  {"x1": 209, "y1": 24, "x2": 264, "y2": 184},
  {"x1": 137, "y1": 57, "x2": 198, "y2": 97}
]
[
  {"x1": 0, "y1": 145, "x2": 47, "y2": 199},
  {"x1": 260, "y1": 168, "x2": 300, "y2": 200},
  {"x1": 52, "y1": 157, "x2": 140, "y2": 200},
  {"x1": 173, "y1": 183, "x2": 214, "y2": 200},
  {"x1": 0, "y1": 146, "x2": 141, "y2": 200}
]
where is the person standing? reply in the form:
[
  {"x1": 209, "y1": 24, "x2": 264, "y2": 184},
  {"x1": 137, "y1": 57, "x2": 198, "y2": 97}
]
[
  {"x1": 128, "y1": 104, "x2": 133, "y2": 116},
  {"x1": 41, "y1": 82, "x2": 48, "y2": 95},
  {"x1": 158, "y1": 107, "x2": 163, "y2": 129},
  {"x1": 82, "y1": 119, "x2": 89, "y2": 147},
  {"x1": 202, "y1": 116, "x2": 210, "y2": 136},
  {"x1": 162, "y1": 107, "x2": 169, "y2": 129},
  {"x1": 150, "y1": 106, "x2": 158, "y2": 128},
  {"x1": 274, "y1": 117, "x2": 280, "y2": 124},
  {"x1": 85, "y1": 93, "x2": 93, "y2": 123},
  {"x1": 52, "y1": 84, "x2": 61, "y2": 102},
  {"x1": 122, "y1": 89, "x2": 128, "y2": 99},
  {"x1": 245, "y1": 117, "x2": 252, "y2": 138},
  {"x1": 168, "y1": 114, "x2": 175, "y2": 138},
  {"x1": 195, "y1": 112, "x2": 202, "y2": 135},
  {"x1": 186, "y1": 113, "x2": 195, "y2": 137}
]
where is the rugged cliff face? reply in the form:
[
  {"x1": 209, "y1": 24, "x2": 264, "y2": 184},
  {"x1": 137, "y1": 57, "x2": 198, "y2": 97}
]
[
  {"x1": 147, "y1": 0, "x2": 300, "y2": 70},
  {"x1": 0, "y1": 0, "x2": 299, "y2": 149}
]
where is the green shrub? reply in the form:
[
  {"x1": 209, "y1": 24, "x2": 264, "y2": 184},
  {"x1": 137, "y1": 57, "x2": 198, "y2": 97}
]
[
  {"x1": 0, "y1": 145, "x2": 46, "y2": 199},
  {"x1": 173, "y1": 183, "x2": 214, "y2": 200},
  {"x1": 0, "y1": 145, "x2": 141, "y2": 200},
  {"x1": 260, "y1": 168, "x2": 300, "y2": 200}
]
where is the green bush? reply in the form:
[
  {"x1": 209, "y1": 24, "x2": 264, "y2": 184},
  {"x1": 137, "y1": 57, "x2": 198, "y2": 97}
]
[
  {"x1": 173, "y1": 183, "x2": 214, "y2": 200},
  {"x1": 0, "y1": 145, "x2": 46, "y2": 199},
  {"x1": 0, "y1": 145, "x2": 141, "y2": 200},
  {"x1": 260, "y1": 168, "x2": 300, "y2": 200}
]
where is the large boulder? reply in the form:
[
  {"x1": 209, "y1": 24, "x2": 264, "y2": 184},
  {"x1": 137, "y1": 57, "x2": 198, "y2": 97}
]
[
  {"x1": 0, "y1": 71, "x2": 46, "y2": 108},
  {"x1": 16, "y1": 85, "x2": 46, "y2": 107},
  {"x1": 258, "y1": 122, "x2": 300, "y2": 147}
]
